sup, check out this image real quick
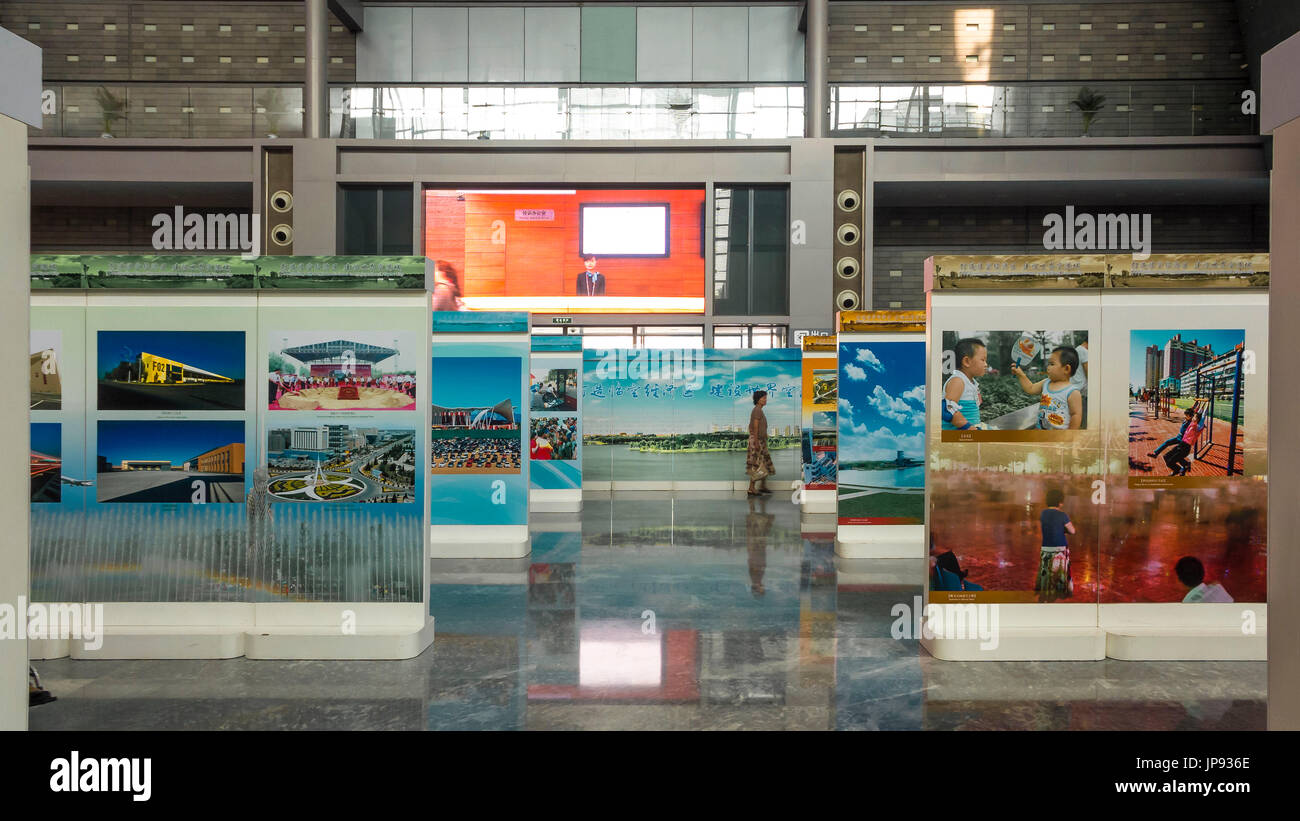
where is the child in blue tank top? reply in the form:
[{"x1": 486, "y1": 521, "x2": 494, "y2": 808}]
[
  {"x1": 1011, "y1": 346, "x2": 1083, "y2": 430},
  {"x1": 942, "y1": 338, "x2": 987, "y2": 430}
]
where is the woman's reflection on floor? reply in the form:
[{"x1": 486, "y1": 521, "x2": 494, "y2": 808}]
[{"x1": 747, "y1": 494, "x2": 774, "y2": 598}]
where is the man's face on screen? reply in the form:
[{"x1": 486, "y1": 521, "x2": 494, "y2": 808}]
[{"x1": 584, "y1": 257, "x2": 598, "y2": 271}]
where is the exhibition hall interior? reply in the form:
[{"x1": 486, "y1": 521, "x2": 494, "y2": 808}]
[{"x1": 3, "y1": 0, "x2": 1300, "y2": 736}]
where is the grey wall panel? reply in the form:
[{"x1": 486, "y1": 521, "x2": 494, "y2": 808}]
[
  {"x1": 692, "y1": 6, "x2": 749, "y2": 82},
  {"x1": 469, "y1": 6, "x2": 525, "y2": 82},
  {"x1": 581, "y1": 5, "x2": 636, "y2": 82},
  {"x1": 748, "y1": 5, "x2": 804, "y2": 82},
  {"x1": 637, "y1": 6, "x2": 692, "y2": 82},
  {"x1": 413, "y1": 6, "x2": 469, "y2": 83},
  {"x1": 525, "y1": 6, "x2": 580, "y2": 83},
  {"x1": 356, "y1": 6, "x2": 412, "y2": 83}
]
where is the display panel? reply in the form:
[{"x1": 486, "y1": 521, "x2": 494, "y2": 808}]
[
  {"x1": 424, "y1": 187, "x2": 706, "y2": 314},
  {"x1": 801, "y1": 348, "x2": 838, "y2": 492},
  {"x1": 837, "y1": 340, "x2": 925, "y2": 525},
  {"x1": 530, "y1": 354, "x2": 582, "y2": 491}
]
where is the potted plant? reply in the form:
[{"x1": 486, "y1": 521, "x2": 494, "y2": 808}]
[
  {"x1": 94, "y1": 86, "x2": 126, "y2": 138},
  {"x1": 1071, "y1": 87, "x2": 1106, "y2": 136}
]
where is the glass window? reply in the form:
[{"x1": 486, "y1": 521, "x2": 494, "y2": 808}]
[
  {"x1": 339, "y1": 185, "x2": 413, "y2": 255},
  {"x1": 712, "y1": 186, "x2": 788, "y2": 316},
  {"x1": 713, "y1": 324, "x2": 788, "y2": 349}
]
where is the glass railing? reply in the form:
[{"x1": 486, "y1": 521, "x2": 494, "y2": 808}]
[
  {"x1": 329, "y1": 85, "x2": 805, "y2": 140},
  {"x1": 831, "y1": 81, "x2": 1257, "y2": 138},
  {"x1": 32, "y1": 84, "x2": 304, "y2": 139}
]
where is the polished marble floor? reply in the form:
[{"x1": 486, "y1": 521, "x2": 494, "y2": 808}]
[{"x1": 30, "y1": 492, "x2": 1265, "y2": 731}]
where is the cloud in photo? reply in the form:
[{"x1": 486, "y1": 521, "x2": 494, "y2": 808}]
[
  {"x1": 902, "y1": 385, "x2": 925, "y2": 404},
  {"x1": 855, "y1": 347, "x2": 884, "y2": 372},
  {"x1": 844, "y1": 363, "x2": 867, "y2": 381},
  {"x1": 868, "y1": 385, "x2": 920, "y2": 427}
]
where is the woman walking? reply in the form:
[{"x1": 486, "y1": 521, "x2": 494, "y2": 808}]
[{"x1": 747, "y1": 390, "x2": 775, "y2": 496}]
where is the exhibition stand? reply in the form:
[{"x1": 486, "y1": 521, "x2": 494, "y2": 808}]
[
  {"x1": 581, "y1": 347, "x2": 802, "y2": 492},
  {"x1": 920, "y1": 254, "x2": 1267, "y2": 661},
  {"x1": 834, "y1": 311, "x2": 927, "y2": 560},
  {"x1": 29, "y1": 255, "x2": 435, "y2": 660},
  {"x1": 799, "y1": 335, "x2": 837, "y2": 514},
  {"x1": 429, "y1": 311, "x2": 531, "y2": 558},
  {"x1": 529, "y1": 336, "x2": 583, "y2": 513}
]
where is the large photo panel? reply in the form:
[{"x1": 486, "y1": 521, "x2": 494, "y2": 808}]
[
  {"x1": 928, "y1": 295, "x2": 1103, "y2": 604},
  {"x1": 1099, "y1": 293, "x2": 1267, "y2": 604}
]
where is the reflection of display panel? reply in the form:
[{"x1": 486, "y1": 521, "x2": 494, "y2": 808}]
[
  {"x1": 579, "y1": 204, "x2": 669, "y2": 257},
  {"x1": 424, "y1": 187, "x2": 705, "y2": 314}
]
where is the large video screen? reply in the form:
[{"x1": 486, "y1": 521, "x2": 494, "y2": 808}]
[{"x1": 424, "y1": 187, "x2": 705, "y2": 314}]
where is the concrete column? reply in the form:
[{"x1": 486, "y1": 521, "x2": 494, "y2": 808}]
[
  {"x1": 1262, "y1": 30, "x2": 1300, "y2": 731},
  {"x1": 0, "y1": 25, "x2": 39, "y2": 732},
  {"x1": 305, "y1": 0, "x2": 329, "y2": 138},
  {"x1": 804, "y1": 0, "x2": 828, "y2": 138}
]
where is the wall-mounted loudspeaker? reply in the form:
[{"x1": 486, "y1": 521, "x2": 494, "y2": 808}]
[
  {"x1": 263, "y1": 148, "x2": 293, "y2": 255},
  {"x1": 269, "y1": 189, "x2": 293, "y2": 213},
  {"x1": 833, "y1": 148, "x2": 867, "y2": 313}
]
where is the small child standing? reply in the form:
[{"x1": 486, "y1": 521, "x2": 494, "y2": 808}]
[
  {"x1": 1035, "y1": 488, "x2": 1076, "y2": 600},
  {"x1": 942, "y1": 338, "x2": 988, "y2": 430},
  {"x1": 1011, "y1": 346, "x2": 1083, "y2": 430}
]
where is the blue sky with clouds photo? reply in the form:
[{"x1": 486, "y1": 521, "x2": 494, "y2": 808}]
[{"x1": 837, "y1": 341, "x2": 926, "y2": 462}]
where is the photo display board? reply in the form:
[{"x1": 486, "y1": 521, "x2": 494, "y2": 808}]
[
  {"x1": 430, "y1": 311, "x2": 530, "y2": 526},
  {"x1": 836, "y1": 312, "x2": 927, "y2": 528},
  {"x1": 581, "y1": 349, "x2": 800, "y2": 486},
  {"x1": 29, "y1": 256, "x2": 430, "y2": 604},
  {"x1": 925, "y1": 253, "x2": 1268, "y2": 606},
  {"x1": 530, "y1": 338, "x2": 583, "y2": 492},
  {"x1": 800, "y1": 336, "x2": 838, "y2": 492}
]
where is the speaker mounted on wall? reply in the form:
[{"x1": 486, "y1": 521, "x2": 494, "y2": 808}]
[
  {"x1": 833, "y1": 147, "x2": 867, "y2": 314},
  {"x1": 263, "y1": 147, "x2": 293, "y2": 255}
]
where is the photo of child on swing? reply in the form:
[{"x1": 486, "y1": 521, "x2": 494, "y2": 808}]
[{"x1": 1128, "y1": 329, "x2": 1248, "y2": 486}]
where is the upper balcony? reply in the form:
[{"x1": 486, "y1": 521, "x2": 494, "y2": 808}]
[{"x1": 30, "y1": 79, "x2": 1258, "y2": 142}]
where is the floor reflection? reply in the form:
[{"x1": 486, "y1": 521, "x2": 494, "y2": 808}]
[{"x1": 30, "y1": 492, "x2": 1265, "y2": 731}]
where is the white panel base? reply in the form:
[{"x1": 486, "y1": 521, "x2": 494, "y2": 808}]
[
  {"x1": 430, "y1": 525, "x2": 530, "y2": 558},
  {"x1": 921, "y1": 603, "x2": 1104, "y2": 660},
  {"x1": 73, "y1": 628, "x2": 247, "y2": 660},
  {"x1": 49, "y1": 601, "x2": 434, "y2": 660},
  {"x1": 1100, "y1": 603, "x2": 1266, "y2": 660},
  {"x1": 70, "y1": 603, "x2": 252, "y2": 660},
  {"x1": 835, "y1": 524, "x2": 925, "y2": 558},
  {"x1": 530, "y1": 488, "x2": 582, "y2": 512},
  {"x1": 28, "y1": 637, "x2": 71, "y2": 660},
  {"x1": 246, "y1": 618, "x2": 434, "y2": 660},
  {"x1": 801, "y1": 488, "x2": 836, "y2": 513},
  {"x1": 922, "y1": 627, "x2": 1106, "y2": 661}
]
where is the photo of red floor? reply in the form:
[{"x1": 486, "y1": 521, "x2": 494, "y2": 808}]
[
  {"x1": 1098, "y1": 483, "x2": 1266, "y2": 603},
  {"x1": 1128, "y1": 401, "x2": 1244, "y2": 478},
  {"x1": 930, "y1": 473, "x2": 1099, "y2": 601}
]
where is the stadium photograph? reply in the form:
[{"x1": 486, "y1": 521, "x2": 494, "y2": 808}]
[
  {"x1": 268, "y1": 331, "x2": 418, "y2": 411},
  {"x1": 96, "y1": 420, "x2": 245, "y2": 503},
  {"x1": 30, "y1": 329, "x2": 61, "y2": 410},
  {"x1": 97, "y1": 330, "x2": 245, "y2": 411},
  {"x1": 266, "y1": 424, "x2": 416, "y2": 503}
]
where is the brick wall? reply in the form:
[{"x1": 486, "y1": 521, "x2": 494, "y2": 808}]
[
  {"x1": 1, "y1": 1, "x2": 356, "y2": 84},
  {"x1": 829, "y1": 1, "x2": 1247, "y2": 84}
]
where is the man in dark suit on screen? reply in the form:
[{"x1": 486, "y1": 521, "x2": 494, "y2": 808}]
[{"x1": 576, "y1": 254, "x2": 606, "y2": 296}]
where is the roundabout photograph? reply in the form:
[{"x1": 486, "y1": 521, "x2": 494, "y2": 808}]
[{"x1": 266, "y1": 424, "x2": 416, "y2": 504}]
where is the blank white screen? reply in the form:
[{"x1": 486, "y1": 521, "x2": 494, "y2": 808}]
[{"x1": 580, "y1": 205, "x2": 668, "y2": 256}]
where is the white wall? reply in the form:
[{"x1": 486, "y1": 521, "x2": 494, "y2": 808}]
[{"x1": 0, "y1": 113, "x2": 30, "y2": 731}]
